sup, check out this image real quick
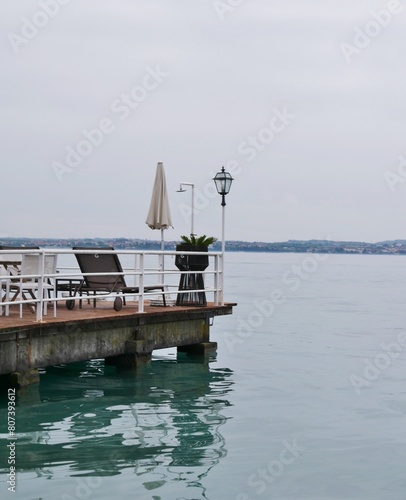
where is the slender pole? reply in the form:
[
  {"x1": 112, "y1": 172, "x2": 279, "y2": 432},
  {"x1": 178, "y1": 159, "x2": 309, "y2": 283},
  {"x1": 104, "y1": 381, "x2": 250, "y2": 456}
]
[
  {"x1": 221, "y1": 197, "x2": 226, "y2": 305},
  {"x1": 160, "y1": 228, "x2": 164, "y2": 285},
  {"x1": 178, "y1": 183, "x2": 195, "y2": 236},
  {"x1": 191, "y1": 184, "x2": 195, "y2": 236}
]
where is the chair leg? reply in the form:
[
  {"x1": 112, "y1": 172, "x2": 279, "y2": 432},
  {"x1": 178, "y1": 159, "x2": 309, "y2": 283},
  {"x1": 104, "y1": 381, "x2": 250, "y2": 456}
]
[
  {"x1": 43, "y1": 286, "x2": 57, "y2": 318},
  {"x1": 6, "y1": 284, "x2": 17, "y2": 317},
  {"x1": 26, "y1": 290, "x2": 36, "y2": 314}
]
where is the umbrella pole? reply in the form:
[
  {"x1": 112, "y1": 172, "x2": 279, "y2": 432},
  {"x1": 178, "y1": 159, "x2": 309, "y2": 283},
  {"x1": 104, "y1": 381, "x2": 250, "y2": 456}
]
[{"x1": 160, "y1": 228, "x2": 164, "y2": 285}]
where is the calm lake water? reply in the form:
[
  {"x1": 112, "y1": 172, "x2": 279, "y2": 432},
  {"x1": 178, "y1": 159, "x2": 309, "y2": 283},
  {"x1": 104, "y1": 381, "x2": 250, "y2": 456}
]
[{"x1": 1, "y1": 252, "x2": 406, "y2": 500}]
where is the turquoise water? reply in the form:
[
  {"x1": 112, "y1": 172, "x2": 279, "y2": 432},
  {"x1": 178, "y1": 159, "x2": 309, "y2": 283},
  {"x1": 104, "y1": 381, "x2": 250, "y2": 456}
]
[{"x1": 1, "y1": 252, "x2": 406, "y2": 499}]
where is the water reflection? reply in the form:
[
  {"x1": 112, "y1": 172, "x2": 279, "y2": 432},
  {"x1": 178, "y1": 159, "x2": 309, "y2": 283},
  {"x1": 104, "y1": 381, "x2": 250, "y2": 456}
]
[{"x1": 0, "y1": 354, "x2": 233, "y2": 498}]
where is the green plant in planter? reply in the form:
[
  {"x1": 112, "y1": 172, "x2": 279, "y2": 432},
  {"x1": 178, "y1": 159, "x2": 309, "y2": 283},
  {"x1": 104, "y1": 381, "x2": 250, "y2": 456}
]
[
  {"x1": 179, "y1": 234, "x2": 217, "y2": 247},
  {"x1": 176, "y1": 235, "x2": 217, "y2": 273}
]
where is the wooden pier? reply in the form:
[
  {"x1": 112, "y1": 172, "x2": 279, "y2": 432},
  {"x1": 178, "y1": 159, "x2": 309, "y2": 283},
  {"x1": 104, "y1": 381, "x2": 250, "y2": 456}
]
[{"x1": 0, "y1": 301, "x2": 235, "y2": 386}]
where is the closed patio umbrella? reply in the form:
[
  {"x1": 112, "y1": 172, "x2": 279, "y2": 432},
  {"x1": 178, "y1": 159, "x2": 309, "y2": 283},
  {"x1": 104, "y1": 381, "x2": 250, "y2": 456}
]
[
  {"x1": 145, "y1": 162, "x2": 173, "y2": 284},
  {"x1": 146, "y1": 161, "x2": 173, "y2": 246}
]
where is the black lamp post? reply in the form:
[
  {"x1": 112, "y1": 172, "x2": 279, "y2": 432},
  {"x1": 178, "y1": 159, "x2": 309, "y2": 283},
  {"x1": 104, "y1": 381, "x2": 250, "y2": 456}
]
[{"x1": 213, "y1": 166, "x2": 234, "y2": 304}]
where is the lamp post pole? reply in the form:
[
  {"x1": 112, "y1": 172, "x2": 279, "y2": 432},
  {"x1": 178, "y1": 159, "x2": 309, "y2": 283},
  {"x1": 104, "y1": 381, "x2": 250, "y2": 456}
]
[
  {"x1": 213, "y1": 167, "x2": 234, "y2": 306},
  {"x1": 177, "y1": 182, "x2": 195, "y2": 236},
  {"x1": 221, "y1": 192, "x2": 226, "y2": 257}
]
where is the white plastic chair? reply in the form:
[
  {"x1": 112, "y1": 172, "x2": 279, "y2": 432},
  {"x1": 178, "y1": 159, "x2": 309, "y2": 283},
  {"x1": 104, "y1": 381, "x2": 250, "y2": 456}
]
[
  {"x1": 6, "y1": 254, "x2": 58, "y2": 318},
  {"x1": 1, "y1": 263, "x2": 20, "y2": 317}
]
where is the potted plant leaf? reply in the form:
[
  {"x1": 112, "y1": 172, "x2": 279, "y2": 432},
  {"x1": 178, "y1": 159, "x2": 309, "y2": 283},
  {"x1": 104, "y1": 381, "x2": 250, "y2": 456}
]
[{"x1": 175, "y1": 234, "x2": 217, "y2": 306}]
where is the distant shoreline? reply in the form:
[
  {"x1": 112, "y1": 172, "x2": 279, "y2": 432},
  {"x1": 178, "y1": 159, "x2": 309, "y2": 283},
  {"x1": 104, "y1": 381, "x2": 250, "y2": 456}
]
[{"x1": 2, "y1": 237, "x2": 406, "y2": 255}]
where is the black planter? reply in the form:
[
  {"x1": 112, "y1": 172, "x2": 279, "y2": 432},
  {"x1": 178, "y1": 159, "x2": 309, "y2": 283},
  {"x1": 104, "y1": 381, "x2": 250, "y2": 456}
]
[
  {"x1": 175, "y1": 244, "x2": 209, "y2": 272},
  {"x1": 175, "y1": 244, "x2": 209, "y2": 306}
]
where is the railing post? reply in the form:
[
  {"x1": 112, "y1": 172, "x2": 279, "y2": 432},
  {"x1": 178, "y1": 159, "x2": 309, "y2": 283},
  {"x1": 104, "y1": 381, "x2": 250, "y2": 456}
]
[
  {"x1": 5, "y1": 273, "x2": 10, "y2": 317},
  {"x1": 138, "y1": 253, "x2": 145, "y2": 313},
  {"x1": 134, "y1": 254, "x2": 140, "y2": 287},
  {"x1": 36, "y1": 251, "x2": 45, "y2": 322},
  {"x1": 219, "y1": 253, "x2": 224, "y2": 306},
  {"x1": 213, "y1": 254, "x2": 219, "y2": 305}
]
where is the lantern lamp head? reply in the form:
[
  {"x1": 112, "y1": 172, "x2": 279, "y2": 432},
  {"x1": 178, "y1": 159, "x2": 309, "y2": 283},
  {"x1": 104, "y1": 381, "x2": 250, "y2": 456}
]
[{"x1": 213, "y1": 166, "x2": 234, "y2": 206}]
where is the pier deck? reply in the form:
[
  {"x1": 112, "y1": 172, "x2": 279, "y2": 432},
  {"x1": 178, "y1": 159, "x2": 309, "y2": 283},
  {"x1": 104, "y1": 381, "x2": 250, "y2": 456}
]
[{"x1": 0, "y1": 301, "x2": 235, "y2": 385}]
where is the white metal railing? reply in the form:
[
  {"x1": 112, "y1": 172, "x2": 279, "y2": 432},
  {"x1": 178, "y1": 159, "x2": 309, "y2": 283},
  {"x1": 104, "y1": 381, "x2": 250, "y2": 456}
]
[{"x1": 0, "y1": 248, "x2": 224, "y2": 322}]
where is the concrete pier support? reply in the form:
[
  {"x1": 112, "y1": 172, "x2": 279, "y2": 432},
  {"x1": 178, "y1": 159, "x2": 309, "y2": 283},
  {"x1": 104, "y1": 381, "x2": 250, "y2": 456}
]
[
  {"x1": 105, "y1": 340, "x2": 153, "y2": 369},
  {"x1": 105, "y1": 353, "x2": 152, "y2": 369},
  {"x1": 9, "y1": 369, "x2": 40, "y2": 388},
  {"x1": 178, "y1": 342, "x2": 218, "y2": 356}
]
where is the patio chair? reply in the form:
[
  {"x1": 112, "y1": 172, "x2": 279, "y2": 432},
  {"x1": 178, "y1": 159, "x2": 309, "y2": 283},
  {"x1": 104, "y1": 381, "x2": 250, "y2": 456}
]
[
  {"x1": 5, "y1": 253, "x2": 58, "y2": 318},
  {"x1": 62, "y1": 247, "x2": 166, "y2": 311},
  {"x1": 0, "y1": 245, "x2": 40, "y2": 274},
  {"x1": 1, "y1": 246, "x2": 40, "y2": 316}
]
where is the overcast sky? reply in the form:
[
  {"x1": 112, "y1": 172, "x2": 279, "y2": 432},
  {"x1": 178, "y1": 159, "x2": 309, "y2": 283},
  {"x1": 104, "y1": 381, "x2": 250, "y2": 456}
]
[{"x1": 1, "y1": 0, "x2": 406, "y2": 243}]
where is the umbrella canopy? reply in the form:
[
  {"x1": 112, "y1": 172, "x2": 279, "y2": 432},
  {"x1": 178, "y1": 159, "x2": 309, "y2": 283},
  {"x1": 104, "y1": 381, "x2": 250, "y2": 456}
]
[{"x1": 145, "y1": 161, "x2": 173, "y2": 246}]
